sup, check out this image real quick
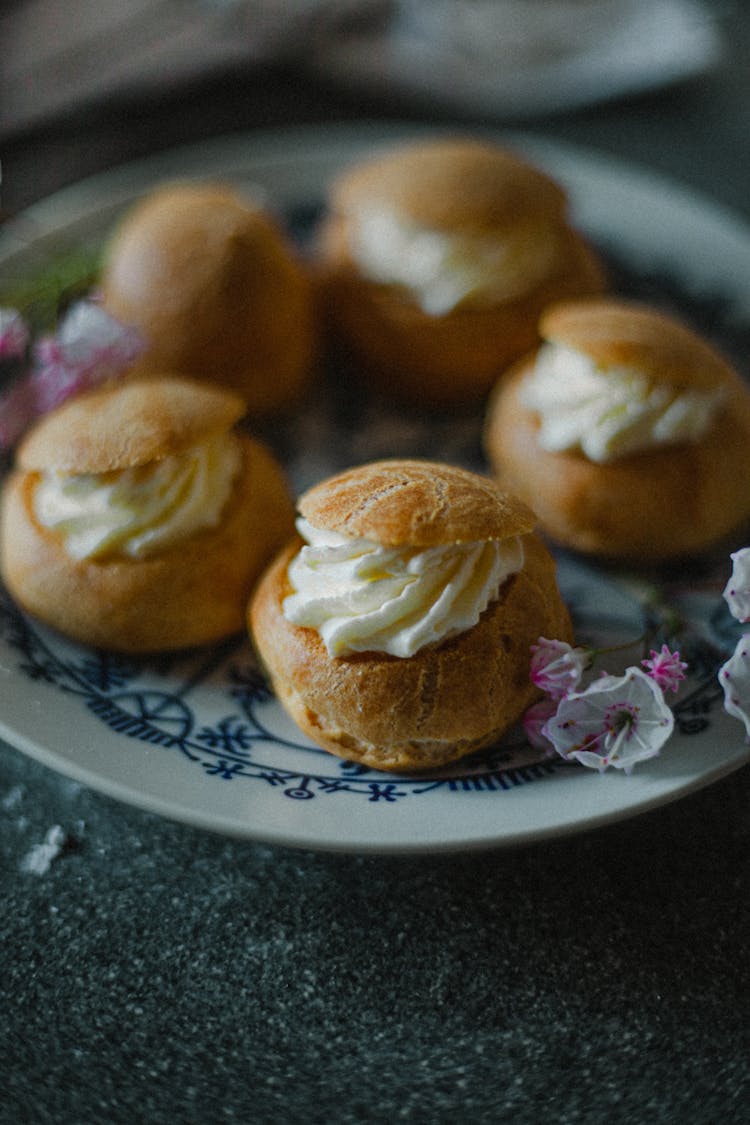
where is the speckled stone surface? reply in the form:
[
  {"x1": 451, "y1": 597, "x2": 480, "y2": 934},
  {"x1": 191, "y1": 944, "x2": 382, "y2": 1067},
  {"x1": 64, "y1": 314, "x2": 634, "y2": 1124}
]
[
  {"x1": 3, "y1": 6, "x2": 750, "y2": 1123},
  {"x1": 2, "y1": 739, "x2": 750, "y2": 1125}
]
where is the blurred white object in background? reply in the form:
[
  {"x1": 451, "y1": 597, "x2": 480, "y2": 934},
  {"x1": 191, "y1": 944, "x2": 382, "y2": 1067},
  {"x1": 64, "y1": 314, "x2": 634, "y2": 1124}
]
[
  {"x1": 311, "y1": 0, "x2": 724, "y2": 117},
  {"x1": 395, "y1": 0, "x2": 641, "y2": 64},
  {"x1": 0, "y1": 0, "x2": 723, "y2": 138}
]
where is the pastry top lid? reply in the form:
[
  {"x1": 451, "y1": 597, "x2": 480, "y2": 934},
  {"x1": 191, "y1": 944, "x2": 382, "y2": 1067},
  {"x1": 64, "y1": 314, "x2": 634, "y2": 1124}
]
[
  {"x1": 329, "y1": 137, "x2": 567, "y2": 234},
  {"x1": 101, "y1": 181, "x2": 294, "y2": 300},
  {"x1": 104, "y1": 181, "x2": 276, "y2": 248},
  {"x1": 18, "y1": 375, "x2": 246, "y2": 473},
  {"x1": 540, "y1": 298, "x2": 738, "y2": 393},
  {"x1": 298, "y1": 459, "x2": 536, "y2": 547}
]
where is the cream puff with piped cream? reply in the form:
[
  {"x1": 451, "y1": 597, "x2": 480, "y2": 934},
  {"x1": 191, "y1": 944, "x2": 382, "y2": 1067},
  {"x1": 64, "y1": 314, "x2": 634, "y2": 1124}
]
[
  {"x1": 0, "y1": 376, "x2": 295, "y2": 651},
  {"x1": 315, "y1": 137, "x2": 605, "y2": 408},
  {"x1": 484, "y1": 299, "x2": 750, "y2": 561},
  {"x1": 249, "y1": 459, "x2": 572, "y2": 772},
  {"x1": 101, "y1": 182, "x2": 318, "y2": 416}
]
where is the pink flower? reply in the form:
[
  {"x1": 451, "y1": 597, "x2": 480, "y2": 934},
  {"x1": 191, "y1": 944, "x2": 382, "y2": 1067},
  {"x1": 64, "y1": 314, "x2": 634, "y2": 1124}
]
[
  {"x1": 641, "y1": 644, "x2": 687, "y2": 694},
  {"x1": 0, "y1": 308, "x2": 29, "y2": 361},
  {"x1": 542, "y1": 666, "x2": 674, "y2": 773},
  {"x1": 0, "y1": 300, "x2": 144, "y2": 450},
  {"x1": 530, "y1": 637, "x2": 589, "y2": 700},
  {"x1": 31, "y1": 300, "x2": 144, "y2": 411},
  {"x1": 723, "y1": 548, "x2": 750, "y2": 624},
  {"x1": 719, "y1": 635, "x2": 750, "y2": 741},
  {"x1": 522, "y1": 698, "x2": 559, "y2": 754},
  {"x1": 0, "y1": 375, "x2": 38, "y2": 450}
]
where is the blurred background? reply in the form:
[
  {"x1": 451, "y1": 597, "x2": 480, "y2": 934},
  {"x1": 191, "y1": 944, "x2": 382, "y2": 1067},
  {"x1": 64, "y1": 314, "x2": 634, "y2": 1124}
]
[{"x1": 1, "y1": 0, "x2": 746, "y2": 217}]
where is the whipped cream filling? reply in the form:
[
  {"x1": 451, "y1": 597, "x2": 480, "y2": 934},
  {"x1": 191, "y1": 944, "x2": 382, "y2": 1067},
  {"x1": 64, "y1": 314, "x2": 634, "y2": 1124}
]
[
  {"x1": 33, "y1": 432, "x2": 242, "y2": 560},
  {"x1": 520, "y1": 342, "x2": 726, "y2": 463},
  {"x1": 283, "y1": 517, "x2": 524, "y2": 658},
  {"x1": 349, "y1": 208, "x2": 560, "y2": 316}
]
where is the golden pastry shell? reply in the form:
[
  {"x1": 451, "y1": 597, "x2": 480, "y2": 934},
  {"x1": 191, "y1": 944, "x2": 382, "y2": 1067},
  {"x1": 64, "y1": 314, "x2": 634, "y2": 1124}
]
[
  {"x1": 297, "y1": 459, "x2": 537, "y2": 549},
  {"x1": 540, "y1": 298, "x2": 738, "y2": 393},
  {"x1": 100, "y1": 182, "x2": 317, "y2": 416},
  {"x1": 327, "y1": 137, "x2": 568, "y2": 233},
  {"x1": 249, "y1": 530, "x2": 572, "y2": 771},
  {"x1": 17, "y1": 375, "x2": 246, "y2": 474}
]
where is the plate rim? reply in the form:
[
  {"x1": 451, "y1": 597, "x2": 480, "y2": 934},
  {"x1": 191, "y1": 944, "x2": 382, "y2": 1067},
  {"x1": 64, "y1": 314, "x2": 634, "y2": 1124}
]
[{"x1": 2, "y1": 121, "x2": 750, "y2": 853}]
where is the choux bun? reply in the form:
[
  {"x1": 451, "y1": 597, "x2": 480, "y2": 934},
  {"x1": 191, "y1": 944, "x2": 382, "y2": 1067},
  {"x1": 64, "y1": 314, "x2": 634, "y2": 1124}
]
[
  {"x1": 484, "y1": 298, "x2": 750, "y2": 561},
  {"x1": 101, "y1": 182, "x2": 317, "y2": 415},
  {"x1": 249, "y1": 459, "x2": 572, "y2": 772},
  {"x1": 1, "y1": 376, "x2": 295, "y2": 652},
  {"x1": 316, "y1": 137, "x2": 606, "y2": 408}
]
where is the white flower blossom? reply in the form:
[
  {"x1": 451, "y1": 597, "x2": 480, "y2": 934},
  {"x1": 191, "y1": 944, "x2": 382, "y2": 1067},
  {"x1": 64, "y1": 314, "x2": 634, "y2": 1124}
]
[
  {"x1": 542, "y1": 666, "x2": 674, "y2": 773},
  {"x1": 719, "y1": 635, "x2": 750, "y2": 741},
  {"x1": 723, "y1": 548, "x2": 750, "y2": 624}
]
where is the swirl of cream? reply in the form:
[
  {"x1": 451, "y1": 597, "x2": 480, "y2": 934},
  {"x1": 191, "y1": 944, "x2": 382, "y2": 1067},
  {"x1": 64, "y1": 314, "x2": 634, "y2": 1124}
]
[
  {"x1": 349, "y1": 208, "x2": 561, "y2": 316},
  {"x1": 520, "y1": 342, "x2": 726, "y2": 463},
  {"x1": 282, "y1": 517, "x2": 524, "y2": 658},
  {"x1": 33, "y1": 433, "x2": 242, "y2": 560}
]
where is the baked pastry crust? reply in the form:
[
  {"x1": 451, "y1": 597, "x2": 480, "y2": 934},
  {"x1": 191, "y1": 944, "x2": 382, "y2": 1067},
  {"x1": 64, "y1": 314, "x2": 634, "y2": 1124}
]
[
  {"x1": 249, "y1": 460, "x2": 571, "y2": 771},
  {"x1": 484, "y1": 299, "x2": 750, "y2": 561},
  {"x1": 101, "y1": 182, "x2": 318, "y2": 416},
  {"x1": 316, "y1": 137, "x2": 606, "y2": 408},
  {"x1": 329, "y1": 137, "x2": 568, "y2": 234},
  {"x1": 1, "y1": 378, "x2": 295, "y2": 652},
  {"x1": 18, "y1": 374, "x2": 246, "y2": 473},
  {"x1": 539, "y1": 299, "x2": 736, "y2": 392},
  {"x1": 297, "y1": 458, "x2": 536, "y2": 546}
]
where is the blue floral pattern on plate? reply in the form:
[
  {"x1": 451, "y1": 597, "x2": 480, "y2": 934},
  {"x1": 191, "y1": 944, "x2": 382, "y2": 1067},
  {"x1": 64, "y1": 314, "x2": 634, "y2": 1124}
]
[{"x1": 0, "y1": 546, "x2": 730, "y2": 805}]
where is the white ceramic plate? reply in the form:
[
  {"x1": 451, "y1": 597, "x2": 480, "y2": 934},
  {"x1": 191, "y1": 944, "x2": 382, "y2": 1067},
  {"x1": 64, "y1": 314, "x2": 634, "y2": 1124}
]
[{"x1": 1, "y1": 123, "x2": 749, "y2": 854}]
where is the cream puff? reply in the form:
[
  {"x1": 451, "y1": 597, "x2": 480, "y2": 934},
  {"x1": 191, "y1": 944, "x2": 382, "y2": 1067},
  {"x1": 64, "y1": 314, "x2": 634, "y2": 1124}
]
[
  {"x1": 249, "y1": 459, "x2": 572, "y2": 772},
  {"x1": 315, "y1": 136, "x2": 605, "y2": 408},
  {"x1": 484, "y1": 298, "x2": 750, "y2": 562},
  {"x1": 0, "y1": 376, "x2": 295, "y2": 652},
  {"x1": 100, "y1": 182, "x2": 317, "y2": 416}
]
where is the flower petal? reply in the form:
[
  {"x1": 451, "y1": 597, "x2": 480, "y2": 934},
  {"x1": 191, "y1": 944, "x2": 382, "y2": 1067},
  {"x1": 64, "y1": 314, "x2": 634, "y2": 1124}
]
[
  {"x1": 543, "y1": 666, "x2": 674, "y2": 772},
  {"x1": 0, "y1": 375, "x2": 38, "y2": 449},
  {"x1": 522, "y1": 698, "x2": 559, "y2": 753},
  {"x1": 0, "y1": 308, "x2": 29, "y2": 361},
  {"x1": 723, "y1": 548, "x2": 750, "y2": 624},
  {"x1": 529, "y1": 636, "x2": 589, "y2": 700},
  {"x1": 641, "y1": 644, "x2": 688, "y2": 694},
  {"x1": 719, "y1": 634, "x2": 750, "y2": 741}
]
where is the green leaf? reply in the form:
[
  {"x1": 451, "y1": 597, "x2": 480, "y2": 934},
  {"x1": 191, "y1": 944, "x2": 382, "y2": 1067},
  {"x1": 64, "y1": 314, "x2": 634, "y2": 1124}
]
[{"x1": 0, "y1": 243, "x2": 102, "y2": 333}]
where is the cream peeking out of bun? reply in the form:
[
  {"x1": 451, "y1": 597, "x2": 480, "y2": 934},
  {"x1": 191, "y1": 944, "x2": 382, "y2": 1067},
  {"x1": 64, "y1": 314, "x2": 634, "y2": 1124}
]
[
  {"x1": 315, "y1": 137, "x2": 606, "y2": 408},
  {"x1": 485, "y1": 298, "x2": 750, "y2": 561}
]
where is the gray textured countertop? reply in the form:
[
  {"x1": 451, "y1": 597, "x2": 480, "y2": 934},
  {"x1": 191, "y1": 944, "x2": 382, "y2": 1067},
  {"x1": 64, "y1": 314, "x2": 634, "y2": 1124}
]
[
  {"x1": 3, "y1": 746, "x2": 750, "y2": 1124},
  {"x1": 2, "y1": 5, "x2": 750, "y2": 1122}
]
